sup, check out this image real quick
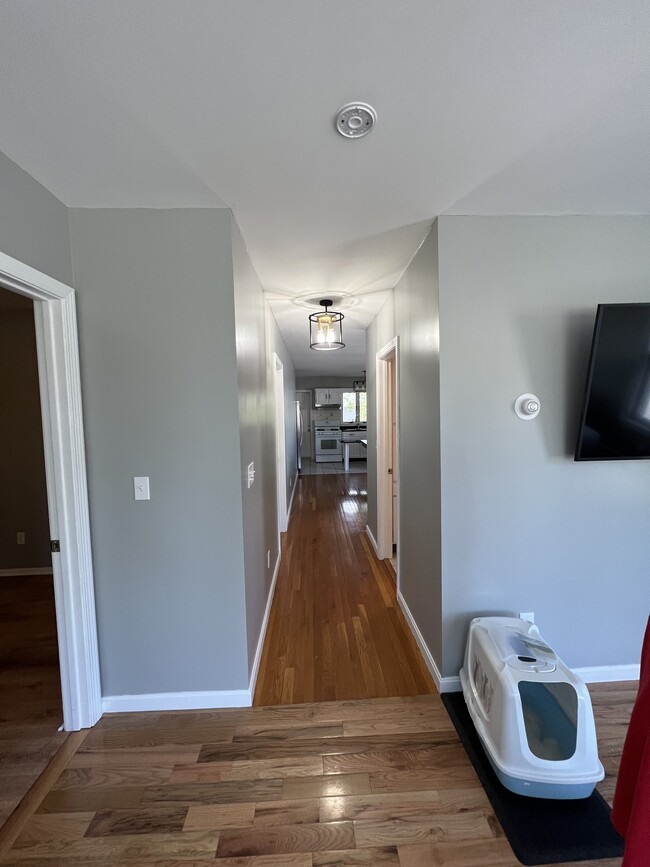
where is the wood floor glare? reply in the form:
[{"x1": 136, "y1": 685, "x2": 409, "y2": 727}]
[
  {"x1": 0, "y1": 479, "x2": 637, "y2": 865},
  {"x1": 0, "y1": 685, "x2": 635, "y2": 865}
]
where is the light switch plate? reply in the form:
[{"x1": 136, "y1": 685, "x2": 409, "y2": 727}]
[{"x1": 134, "y1": 476, "x2": 150, "y2": 500}]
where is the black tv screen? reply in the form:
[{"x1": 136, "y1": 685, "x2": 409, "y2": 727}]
[{"x1": 575, "y1": 303, "x2": 650, "y2": 461}]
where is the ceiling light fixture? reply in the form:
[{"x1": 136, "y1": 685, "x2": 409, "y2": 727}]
[
  {"x1": 309, "y1": 300, "x2": 345, "y2": 351},
  {"x1": 335, "y1": 102, "x2": 377, "y2": 139}
]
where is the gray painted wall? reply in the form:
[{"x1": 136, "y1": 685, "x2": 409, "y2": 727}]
[
  {"x1": 438, "y1": 216, "x2": 650, "y2": 675},
  {"x1": 394, "y1": 228, "x2": 443, "y2": 665},
  {"x1": 295, "y1": 376, "x2": 361, "y2": 389},
  {"x1": 366, "y1": 226, "x2": 443, "y2": 665},
  {"x1": 69, "y1": 208, "x2": 250, "y2": 695},
  {"x1": 231, "y1": 218, "x2": 297, "y2": 676},
  {"x1": 0, "y1": 151, "x2": 72, "y2": 285},
  {"x1": 0, "y1": 305, "x2": 51, "y2": 569}
]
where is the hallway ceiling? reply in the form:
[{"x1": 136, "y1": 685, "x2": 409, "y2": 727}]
[{"x1": 1, "y1": 1, "x2": 648, "y2": 374}]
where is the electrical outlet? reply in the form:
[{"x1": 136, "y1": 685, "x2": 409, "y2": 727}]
[
  {"x1": 519, "y1": 611, "x2": 535, "y2": 624},
  {"x1": 16, "y1": 532, "x2": 25, "y2": 545},
  {"x1": 247, "y1": 462, "x2": 255, "y2": 489},
  {"x1": 267, "y1": 550, "x2": 271, "y2": 569}
]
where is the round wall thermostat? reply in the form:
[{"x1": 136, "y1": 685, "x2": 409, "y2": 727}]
[{"x1": 514, "y1": 393, "x2": 541, "y2": 420}]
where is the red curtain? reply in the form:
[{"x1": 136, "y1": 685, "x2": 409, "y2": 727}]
[{"x1": 611, "y1": 616, "x2": 650, "y2": 865}]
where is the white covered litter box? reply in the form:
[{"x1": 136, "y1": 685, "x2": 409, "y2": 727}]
[{"x1": 460, "y1": 616, "x2": 604, "y2": 799}]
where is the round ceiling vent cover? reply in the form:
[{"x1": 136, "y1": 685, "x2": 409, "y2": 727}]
[{"x1": 335, "y1": 102, "x2": 377, "y2": 138}]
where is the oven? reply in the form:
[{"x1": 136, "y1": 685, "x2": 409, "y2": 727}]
[{"x1": 315, "y1": 426, "x2": 342, "y2": 462}]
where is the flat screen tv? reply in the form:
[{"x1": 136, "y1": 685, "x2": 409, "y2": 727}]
[{"x1": 575, "y1": 303, "x2": 650, "y2": 461}]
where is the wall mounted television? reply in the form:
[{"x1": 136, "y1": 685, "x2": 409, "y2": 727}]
[{"x1": 575, "y1": 303, "x2": 650, "y2": 461}]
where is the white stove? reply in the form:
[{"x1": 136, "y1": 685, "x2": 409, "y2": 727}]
[{"x1": 314, "y1": 421, "x2": 342, "y2": 462}]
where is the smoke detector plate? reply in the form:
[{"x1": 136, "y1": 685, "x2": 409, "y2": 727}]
[{"x1": 335, "y1": 103, "x2": 377, "y2": 138}]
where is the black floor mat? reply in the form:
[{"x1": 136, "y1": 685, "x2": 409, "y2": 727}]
[{"x1": 442, "y1": 691, "x2": 624, "y2": 865}]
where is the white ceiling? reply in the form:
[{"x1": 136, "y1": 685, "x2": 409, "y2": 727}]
[{"x1": 1, "y1": 1, "x2": 648, "y2": 374}]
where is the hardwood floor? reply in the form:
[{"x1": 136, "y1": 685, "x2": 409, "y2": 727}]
[
  {"x1": 0, "y1": 575, "x2": 66, "y2": 828},
  {"x1": 0, "y1": 490, "x2": 637, "y2": 864},
  {"x1": 254, "y1": 473, "x2": 435, "y2": 706},
  {"x1": 0, "y1": 684, "x2": 636, "y2": 865}
]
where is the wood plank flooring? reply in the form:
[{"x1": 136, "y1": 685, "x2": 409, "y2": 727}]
[
  {"x1": 254, "y1": 473, "x2": 435, "y2": 706},
  {"x1": 0, "y1": 575, "x2": 66, "y2": 828},
  {"x1": 0, "y1": 684, "x2": 636, "y2": 865}
]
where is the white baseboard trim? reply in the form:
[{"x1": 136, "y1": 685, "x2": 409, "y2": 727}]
[
  {"x1": 287, "y1": 476, "x2": 297, "y2": 522},
  {"x1": 439, "y1": 675, "x2": 462, "y2": 693},
  {"x1": 248, "y1": 550, "x2": 282, "y2": 698},
  {"x1": 396, "y1": 590, "x2": 453, "y2": 693},
  {"x1": 365, "y1": 525, "x2": 381, "y2": 559},
  {"x1": 432, "y1": 665, "x2": 640, "y2": 697},
  {"x1": 102, "y1": 689, "x2": 251, "y2": 713},
  {"x1": 0, "y1": 567, "x2": 53, "y2": 577},
  {"x1": 574, "y1": 664, "x2": 640, "y2": 683}
]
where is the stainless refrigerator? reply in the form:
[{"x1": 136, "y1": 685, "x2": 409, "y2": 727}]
[{"x1": 295, "y1": 400, "x2": 303, "y2": 472}]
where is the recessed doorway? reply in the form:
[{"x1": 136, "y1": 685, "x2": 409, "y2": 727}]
[
  {"x1": 0, "y1": 252, "x2": 101, "y2": 734},
  {"x1": 376, "y1": 337, "x2": 400, "y2": 573}
]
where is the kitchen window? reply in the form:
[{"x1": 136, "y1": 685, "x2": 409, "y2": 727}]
[{"x1": 342, "y1": 391, "x2": 367, "y2": 424}]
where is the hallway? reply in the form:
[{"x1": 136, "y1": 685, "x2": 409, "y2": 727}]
[{"x1": 254, "y1": 472, "x2": 436, "y2": 706}]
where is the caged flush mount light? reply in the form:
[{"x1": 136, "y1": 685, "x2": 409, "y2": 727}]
[{"x1": 309, "y1": 300, "x2": 345, "y2": 351}]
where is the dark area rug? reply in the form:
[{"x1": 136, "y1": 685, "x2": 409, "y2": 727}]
[{"x1": 442, "y1": 691, "x2": 624, "y2": 865}]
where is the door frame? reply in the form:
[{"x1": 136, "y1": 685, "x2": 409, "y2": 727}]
[
  {"x1": 376, "y1": 337, "x2": 400, "y2": 569},
  {"x1": 0, "y1": 251, "x2": 102, "y2": 731},
  {"x1": 273, "y1": 354, "x2": 287, "y2": 541}
]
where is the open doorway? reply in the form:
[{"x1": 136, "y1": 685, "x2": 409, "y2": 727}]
[
  {"x1": 376, "y1": 338, "x2": 399, "y2": 575},
  {"x1": 0, "y1": 287, "x2": 64, "y2": 826},
  {"x1": 273, "y1": 354, "x2": 287, "y2": 543},
  {"x1": 0, "y1": 251, "x2": 101, "y2": 737}
]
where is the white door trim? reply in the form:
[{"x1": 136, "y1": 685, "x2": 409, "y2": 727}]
[
  {"x1": 273, "y1": 354, "x2": 287, "y2": 540},
  {"x1": 0, "y1": 251, "x2": 102, "y2": 731},
  {"x1": 376, "y1": 337, "x2": 400, "y2": 570}
]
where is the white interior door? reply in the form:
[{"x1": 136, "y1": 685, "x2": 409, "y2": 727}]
[
  {"x1": 274, "y1": 355, "x2": 287, "y2": 537},
  {"x1": 376, "y1": 337, "x2": 400, "y2": 566},
  {"x1": 389, "y1": 356, "x2": 398, "y2": 546}
]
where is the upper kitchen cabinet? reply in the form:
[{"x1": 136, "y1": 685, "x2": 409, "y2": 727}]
[{"x1": 314, "y1": 388, "x2": 342, "y2": 407}]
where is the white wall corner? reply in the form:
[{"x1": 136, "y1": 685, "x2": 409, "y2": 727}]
[
  {"x1": 101, "y1": 689, "x2": 252, "y2": 713},
  {"x1": 248, "y1": 549, "x2": 282, "y2": 697},
  {"x1": 574, "y1": 664, "x2": 641, "y2": 684},
  {"x1": 395, "y1": 591, "x2": 457, "y2": 693},
  {"x1": 365, "y1": 525, "x2": 381, "y2": 560}
]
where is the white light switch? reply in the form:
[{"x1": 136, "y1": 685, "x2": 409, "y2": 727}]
[
  {"x1": 16, "y1": 532, "x2": 25, "y2": 545},
  {"x1": 134, "y1": 476, "x2": 150, "y2": 500},
  {"x1": 247, "y1": 462, "x2": 255, "y2": 489}
]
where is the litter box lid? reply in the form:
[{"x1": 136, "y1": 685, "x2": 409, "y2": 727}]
[{"x1": 487, "y1": 620, "x2": 557, "y2": 673}]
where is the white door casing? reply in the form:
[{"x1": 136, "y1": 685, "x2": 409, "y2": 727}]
[
  {"x1": 274, "y1": 354, "x2": 287, "y2": 539},
  {"x1": 376, "y1": 337, "x2": 400, "y2": 571},
  {"x1": 0, "y1": 251, "x2": 102, "y2": 731}
]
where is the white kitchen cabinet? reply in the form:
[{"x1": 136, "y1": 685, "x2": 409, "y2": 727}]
[
  {"x1": 340, "y1": 435, "x2": 367, "y2": 460},
  {"x1": 314, "y1": 387, "x2": 342, "y2": 406},
  {"x1": 351, "y1": 441, "x2": 365, "y2": 459}
]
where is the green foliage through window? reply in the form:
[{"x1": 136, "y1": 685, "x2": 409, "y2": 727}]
[{"x1": 342, "y1": 391, "x2": 367, "y2": 424}]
